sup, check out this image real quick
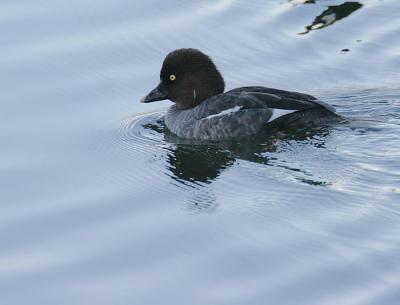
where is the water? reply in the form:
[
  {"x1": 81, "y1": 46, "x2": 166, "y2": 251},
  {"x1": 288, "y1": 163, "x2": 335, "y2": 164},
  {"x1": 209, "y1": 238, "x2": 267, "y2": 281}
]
[{"x1": 1, "y1": 0, "x2": 400, "y2": 304}]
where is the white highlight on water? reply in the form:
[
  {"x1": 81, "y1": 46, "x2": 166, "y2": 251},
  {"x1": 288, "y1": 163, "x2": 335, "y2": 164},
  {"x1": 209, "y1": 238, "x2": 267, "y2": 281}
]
[{"x1": 209, "y1": 0, "x2": 235, "y2": 12}]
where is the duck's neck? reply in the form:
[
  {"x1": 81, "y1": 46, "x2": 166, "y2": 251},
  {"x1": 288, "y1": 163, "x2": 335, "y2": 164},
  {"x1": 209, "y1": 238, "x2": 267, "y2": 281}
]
[{"x1": 175, "y1": 70, "x2": 225, "y2": 109}]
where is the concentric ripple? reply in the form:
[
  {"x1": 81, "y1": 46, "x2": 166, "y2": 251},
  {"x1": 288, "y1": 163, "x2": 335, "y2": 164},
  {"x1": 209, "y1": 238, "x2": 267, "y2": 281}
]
[{"x1": 118, "y1": 111, "x2": 167, "y2": 149}]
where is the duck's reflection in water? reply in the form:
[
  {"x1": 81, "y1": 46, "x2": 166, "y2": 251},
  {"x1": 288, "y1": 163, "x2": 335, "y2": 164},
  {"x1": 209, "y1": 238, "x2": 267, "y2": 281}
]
[
  {"x1": 297, "y1": 2, "x2": 363, "y2": 35},
  {"x1": 163, "y1": 131, "x2": 281, "y2": 212},
  {"x1": 166, "y1": 143, "x2": 235, "y2": 184},
  {"x1": 144, "y1": 118, "x2": 331, "y2": 192}
]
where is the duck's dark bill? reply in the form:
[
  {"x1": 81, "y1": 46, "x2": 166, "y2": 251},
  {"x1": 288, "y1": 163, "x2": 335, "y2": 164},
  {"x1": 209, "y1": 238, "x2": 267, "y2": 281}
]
[{"x1": 140, "y1": 83, "x2": 168, "y2": 103}]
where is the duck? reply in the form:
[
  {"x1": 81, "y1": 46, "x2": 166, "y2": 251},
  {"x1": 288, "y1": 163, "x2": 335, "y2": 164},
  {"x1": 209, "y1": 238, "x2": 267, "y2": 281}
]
[{"x1": 141, "y1": 48, "x2": 342, "y2": 140}]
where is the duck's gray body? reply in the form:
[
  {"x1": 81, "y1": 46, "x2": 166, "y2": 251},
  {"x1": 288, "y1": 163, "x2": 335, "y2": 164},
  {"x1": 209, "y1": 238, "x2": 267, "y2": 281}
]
[{"x1": 165, "y1": 86, "x2": 340, "y2": 140}]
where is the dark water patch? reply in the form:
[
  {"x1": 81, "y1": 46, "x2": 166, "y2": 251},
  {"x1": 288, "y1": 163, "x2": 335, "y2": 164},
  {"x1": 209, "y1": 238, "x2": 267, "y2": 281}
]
[{"x1": 298, "y1": 2, "x2": 363, "y2": 35}]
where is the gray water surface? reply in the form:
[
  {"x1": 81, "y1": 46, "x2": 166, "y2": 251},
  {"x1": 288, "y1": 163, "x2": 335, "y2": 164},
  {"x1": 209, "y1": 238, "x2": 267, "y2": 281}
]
[{"x1": 1, "y1": 1, "x2": 400, "y2": 304}]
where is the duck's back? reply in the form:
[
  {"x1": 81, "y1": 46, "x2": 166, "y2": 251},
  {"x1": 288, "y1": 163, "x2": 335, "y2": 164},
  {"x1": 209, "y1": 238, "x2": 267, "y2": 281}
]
[{"x1": 165, "y1": 86, "x2": 341, "y2": 140}]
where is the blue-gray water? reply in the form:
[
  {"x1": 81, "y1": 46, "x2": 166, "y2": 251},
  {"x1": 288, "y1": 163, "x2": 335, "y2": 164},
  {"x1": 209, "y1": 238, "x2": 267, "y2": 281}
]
[{"x1": 1, "y1": 1, "x2": 400, "y2": 304}]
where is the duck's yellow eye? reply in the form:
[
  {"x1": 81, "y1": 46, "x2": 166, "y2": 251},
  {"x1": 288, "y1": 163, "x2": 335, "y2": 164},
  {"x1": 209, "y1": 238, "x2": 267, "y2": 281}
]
[{"x1": 169, "y1": 74, "x2": 176, "y2": 81}]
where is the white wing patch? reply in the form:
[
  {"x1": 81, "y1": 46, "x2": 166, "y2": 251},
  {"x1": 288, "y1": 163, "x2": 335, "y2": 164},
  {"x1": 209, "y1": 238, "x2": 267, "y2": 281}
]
[
  {"x1": 268, "y1": 109, "x2": 297, "y2": 122},
  {"x1": 203, "y1": 106, "x2": 243, "y2": 120}
]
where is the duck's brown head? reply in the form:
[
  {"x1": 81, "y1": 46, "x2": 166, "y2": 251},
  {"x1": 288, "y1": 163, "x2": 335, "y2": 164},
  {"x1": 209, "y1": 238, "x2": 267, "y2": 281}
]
[{"x1": 141, "y1": 48, "x2": 225, "y2": 109}]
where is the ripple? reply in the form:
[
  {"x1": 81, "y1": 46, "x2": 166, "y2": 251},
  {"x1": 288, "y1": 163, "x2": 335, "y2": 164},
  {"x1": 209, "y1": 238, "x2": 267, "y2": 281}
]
[{"x1": 118, "y1": 111, "x2": 167, "y2": 150}]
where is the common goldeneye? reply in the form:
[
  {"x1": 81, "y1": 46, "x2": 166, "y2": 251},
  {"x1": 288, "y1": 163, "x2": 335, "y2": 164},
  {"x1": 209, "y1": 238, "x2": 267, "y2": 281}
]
[{"x1": 141, "y1": 48, "x2": 341, "y2": 140}]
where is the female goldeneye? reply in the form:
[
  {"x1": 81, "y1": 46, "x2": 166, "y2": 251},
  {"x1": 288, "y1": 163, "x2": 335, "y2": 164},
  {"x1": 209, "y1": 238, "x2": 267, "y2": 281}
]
[{"x1": 141, "y1": 48, "x2": 341, "y2": 140}]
